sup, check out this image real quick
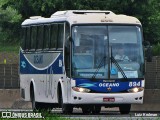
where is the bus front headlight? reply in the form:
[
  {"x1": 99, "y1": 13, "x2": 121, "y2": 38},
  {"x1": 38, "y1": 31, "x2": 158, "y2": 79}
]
[
  {"x1": 128, "y1": 87, "x2": 144, "y2": 93},
  {"x1": 72, "y1": 87, "x2": 91, "y2": 93}
]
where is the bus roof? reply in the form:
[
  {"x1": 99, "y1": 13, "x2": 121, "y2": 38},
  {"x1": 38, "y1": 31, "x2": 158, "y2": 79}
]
[{"x1": 22, "y1": 10, "x2": 141, "y2": 26}]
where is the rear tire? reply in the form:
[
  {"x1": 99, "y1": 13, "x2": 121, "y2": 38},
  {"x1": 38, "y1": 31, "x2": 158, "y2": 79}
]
[
  {"x1": 31, "y1": 89, "x2": 40, "y2": 111},
  {"x1": 119, "y1": 104, "x2": 131, "y2": 114},
  {"x1": 31, "y1": 90, "x2": 52, "y2": 112}
]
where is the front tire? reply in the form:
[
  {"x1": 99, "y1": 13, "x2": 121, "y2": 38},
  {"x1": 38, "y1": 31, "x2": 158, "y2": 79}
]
[
  {"x1": 82, "y1": 107, "x2": 92, "y2": 114},
  {"x1": 59, "y1": 89, "x2": 73, "y2": 114},
  {"x1": 91, "y1": 106, "x2": 101, "y2": 114},
  {"x1": 119, "y1": 104, "x2": 131, "y2": 114}
]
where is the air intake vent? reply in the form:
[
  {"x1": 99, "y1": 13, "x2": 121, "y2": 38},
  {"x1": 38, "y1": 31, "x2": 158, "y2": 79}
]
[
  {"x1": 29, "y1": 16, "x2": 43, "y2": 20},
  {"x1": 73, "y1": 10, "x2": 114, "y2": 15}
]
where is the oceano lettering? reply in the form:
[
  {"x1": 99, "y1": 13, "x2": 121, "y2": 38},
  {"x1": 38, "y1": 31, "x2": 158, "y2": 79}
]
[{"x1": 99, "y1": 83, "x2": 119, "y2": 87}]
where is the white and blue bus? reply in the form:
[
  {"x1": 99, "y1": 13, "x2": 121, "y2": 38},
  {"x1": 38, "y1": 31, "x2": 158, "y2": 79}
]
[{"x1": 20, "y1": 10, "x2": 145, "y2": 114}]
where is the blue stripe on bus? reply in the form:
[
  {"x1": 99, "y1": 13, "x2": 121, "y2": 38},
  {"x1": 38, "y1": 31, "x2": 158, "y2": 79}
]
[
  {"x1": 75, "y1": 78, "x2": 142, "y2": 93},
  {"x1": 20, "y1": 52, "x2": 63, "y2": 74}
]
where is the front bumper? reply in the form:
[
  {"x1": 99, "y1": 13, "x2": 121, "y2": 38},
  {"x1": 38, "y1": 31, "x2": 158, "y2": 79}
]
[{"x1": 71, "y1": 90, "x2": 144, "y2": 105}]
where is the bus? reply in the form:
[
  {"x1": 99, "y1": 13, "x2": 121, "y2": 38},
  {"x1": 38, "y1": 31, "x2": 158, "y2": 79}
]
[{"x1": 20, "y1": 10, "x2": 145, "y2": 114}]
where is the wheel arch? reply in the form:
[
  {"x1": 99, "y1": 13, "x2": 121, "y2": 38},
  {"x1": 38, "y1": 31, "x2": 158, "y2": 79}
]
[
  {"x1": 57, "y1": 82, "x2": 62, "y2": 105},
  {"x1": 57, "y1": 77, "x2": 69, "y2": 104},
  {"x1": 30, "y1": 79, "x2": 36, "y2": 101}
]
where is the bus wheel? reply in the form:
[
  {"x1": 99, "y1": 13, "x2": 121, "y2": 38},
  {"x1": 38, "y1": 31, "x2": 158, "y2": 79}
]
[
  {"x1": 91, "y1": 106, "x2": 101, "y2": 114},
  {"x1": 119, "y1": 104, "x2": 131, "y2": 114},
  {"x1": 31, "y1": 90, "x2": 39, "y2": 111},
  {"x1": 60, "y1": 92, "x2": 73, "y2": 114},
  {"x1": 82, "y1": 107, "x2": 91, "y2": 114},
  {"x1": 31, "y1": 90, "x2": 51, "y2": 112}
]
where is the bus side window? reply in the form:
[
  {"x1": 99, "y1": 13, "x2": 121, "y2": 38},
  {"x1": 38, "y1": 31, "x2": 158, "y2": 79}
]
[
  {"x1": 43, "y1": 25, "x2": 50, "y2": 50},
  {"x1": 50, "y1": 24, "x2": 58, "y2": 50},
  {"x1": 37, "y1": 25, "x2": 44, "y2": 50},
  {"x1": 26, "y1": 27, "x2": 31, "y2": 51},
  {"x1": 21, "y1": 27, "x2": 26, "y2": 50},
  {"x1": 30, "y1": 26, "x2": 37, "y2": 50},
  {"x1": 57, "y1": 24, "x2": 64, "y2": 50}
]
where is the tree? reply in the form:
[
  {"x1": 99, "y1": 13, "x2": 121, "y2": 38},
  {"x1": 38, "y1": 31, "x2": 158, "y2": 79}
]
[{"x1": 0, "y1": 0, "x2": 22, "y2": 44}]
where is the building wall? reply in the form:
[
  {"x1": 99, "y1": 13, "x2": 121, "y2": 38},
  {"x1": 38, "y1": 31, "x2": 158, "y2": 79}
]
[{"x1": 145, "y1": 56, "x2": 160, "y2": 89}]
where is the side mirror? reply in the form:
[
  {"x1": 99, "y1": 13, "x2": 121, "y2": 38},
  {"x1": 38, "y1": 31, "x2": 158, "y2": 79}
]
[
  {"x1": 146, "y1": 46, "x2": 152, "y2": 62},
  {"x1": 143, "y1": 41, "x2": 152, "y2": 62},
  {"x1": 68, "y1": 36, "x2": 72, "y2": 42}
]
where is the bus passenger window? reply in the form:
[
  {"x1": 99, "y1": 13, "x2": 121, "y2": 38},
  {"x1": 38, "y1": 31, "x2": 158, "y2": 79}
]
[
  {"x1": 21, "y1": 27, "x2": 26, "y2": 50},
  {"x1": 31, "y1": 26, "x2": 37, "y2": 50},
  {"x1": 50, "y1": 24, "x2": 58, "y2": 50},
  {"x1": 44, "y1": 25, "x2": 50, "y2": 49},
  {"x1": 26, "y1": 27, "x2": 31, "y2": 50},
  {"x1": 37, "y1": 26, "x2": 43, "y2": 50},
  {"x1": 58, "y1": 24, "x2": 64, "y2": 49}
]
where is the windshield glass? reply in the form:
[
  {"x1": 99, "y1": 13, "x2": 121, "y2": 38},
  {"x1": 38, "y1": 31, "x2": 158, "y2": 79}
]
[
  {"x1": 71, "y1": 25, "x2": 144, "y2": 79},
  {"x1": 109, "y1": 26, "x2": 144, "y2": 79}
]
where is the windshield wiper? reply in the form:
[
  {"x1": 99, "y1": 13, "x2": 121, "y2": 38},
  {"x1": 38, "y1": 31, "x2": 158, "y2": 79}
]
[
  {"x1": 111, "y1": 56, "x2": 127, "y2": 80},
  {"x1": 92, "y1": 56, "x2": 106, "y2": 80},
  {"x1": 110, "y1": 46, "x2": 127, "y2": 80}
]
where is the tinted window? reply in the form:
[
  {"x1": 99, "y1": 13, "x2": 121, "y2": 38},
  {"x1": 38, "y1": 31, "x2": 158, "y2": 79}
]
[
  {"x1": 58, "y1": 24, "x2": 64, "y2": 48},
  {"x1": 31, "y1": 26, "x2": 37, "y2": 49},
  {"x1": 50, "y1": 24, "x2": 58, "y2": 49},
  {"x1": 21, "y1": 27, "x2": 26, "y2": 50},
  {"x1": 37, "y1": 26, "x2": 44, "y2": 49},
  {"x1": 44, "y1": 25, "x2": 50, "y2": 49},
  {"x1": 26, "y1": 27, "x2": 31, "y2": 50}
]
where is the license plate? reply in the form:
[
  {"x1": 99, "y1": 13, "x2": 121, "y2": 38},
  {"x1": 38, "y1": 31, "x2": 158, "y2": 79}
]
[{"x1": 103, "y1": 97, "x2": 115, "y2": 102}]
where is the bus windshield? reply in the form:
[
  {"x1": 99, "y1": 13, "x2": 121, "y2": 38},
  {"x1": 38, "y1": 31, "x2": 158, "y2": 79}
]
[{"x1": 71, "y1": 25, "x2": 144, "y2": 79}]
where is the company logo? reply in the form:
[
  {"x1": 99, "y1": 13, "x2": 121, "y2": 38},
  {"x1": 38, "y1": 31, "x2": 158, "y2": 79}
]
[
  {"x1": 2, "y1": 112, "x2": 11, "y2": 118},
  {"x1": 21, "y1": 61, "x2": 26, "y2": 68},
  {"x1": 107, "y1": 87, "x2": 112, "y2": 91},
  {"x1": 78, "y1": 83, "x2": 97, "y2": 87},
  {"x1": 1, "y1": 112, "x2": 43, "y2": 119},
  {"x1": 99, "y1": 83, "x2": 119, "y2": 87}
]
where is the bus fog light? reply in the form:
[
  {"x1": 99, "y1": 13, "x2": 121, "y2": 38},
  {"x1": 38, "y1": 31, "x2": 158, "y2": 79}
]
[
  {"x1": 128, "y1": 87, "x2": 144, "y2": 93},
  {"x1": 72, "y1": 87, "x2": 91, "y2": 93}
]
